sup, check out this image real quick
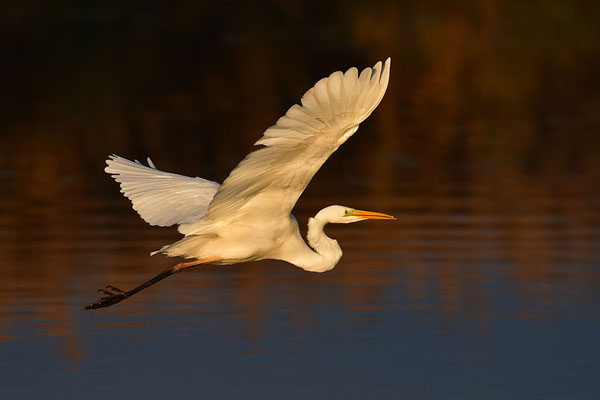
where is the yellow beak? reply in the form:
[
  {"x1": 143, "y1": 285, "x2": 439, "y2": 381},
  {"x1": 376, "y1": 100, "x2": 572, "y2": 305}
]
[{"x1": 350, "y1": 209, "x2": 396, "y2": 220}]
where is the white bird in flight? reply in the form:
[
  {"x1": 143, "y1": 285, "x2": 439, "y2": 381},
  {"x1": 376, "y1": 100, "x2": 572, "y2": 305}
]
[{"x1": 85, "y1": 58, "x2": 393, "y2": 310}]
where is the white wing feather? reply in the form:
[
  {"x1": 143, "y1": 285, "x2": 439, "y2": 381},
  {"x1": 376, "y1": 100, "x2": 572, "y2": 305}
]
[
  {"x1": 205, "y1": 58, "x2": 391, "y2": 223},
  {"x1": 105, "y1": 155, "x2": 220, "y2": 234}
]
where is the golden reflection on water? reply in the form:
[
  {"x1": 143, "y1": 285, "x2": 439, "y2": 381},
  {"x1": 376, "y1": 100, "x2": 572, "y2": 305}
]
[{"x1": 0, "y1": 1, "x2": 599, "y2": 367}]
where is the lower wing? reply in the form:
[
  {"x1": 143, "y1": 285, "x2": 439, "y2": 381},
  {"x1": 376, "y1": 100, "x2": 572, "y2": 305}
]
[{"x1": 105, "y1": 155, "x2": 220, "y2": 234}]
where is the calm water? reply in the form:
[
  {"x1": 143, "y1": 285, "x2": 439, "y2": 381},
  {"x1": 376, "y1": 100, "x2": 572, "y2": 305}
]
[{"x1": 1, "y1": 2, "x2": 600, "y2": 399}]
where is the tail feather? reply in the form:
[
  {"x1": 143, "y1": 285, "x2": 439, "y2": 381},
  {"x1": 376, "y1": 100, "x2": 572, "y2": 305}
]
[{"x1": 150, "y1": 233, "x2": 218, "y2": 259}]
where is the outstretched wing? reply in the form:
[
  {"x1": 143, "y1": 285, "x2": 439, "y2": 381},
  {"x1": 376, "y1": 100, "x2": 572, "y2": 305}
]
[
  {"x1": 205, "y1": 58, "x2": 390, "y2": 222},
  {"x1": 105, "y1": 155, "x2": 220, "y2": 233}
]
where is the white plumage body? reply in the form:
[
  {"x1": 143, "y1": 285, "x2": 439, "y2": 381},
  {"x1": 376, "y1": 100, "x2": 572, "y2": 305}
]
[{"x1": 105, "y1": 58, "x2": 392, "y2": 273}]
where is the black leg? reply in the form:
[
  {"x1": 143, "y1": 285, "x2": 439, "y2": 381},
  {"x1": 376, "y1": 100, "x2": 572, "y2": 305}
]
[{"x1": 83, "y1": 258, "x2": 215, "y2": 310}]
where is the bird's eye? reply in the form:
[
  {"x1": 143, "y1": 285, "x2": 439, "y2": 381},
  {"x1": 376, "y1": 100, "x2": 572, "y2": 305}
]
[{"x1": 344, "y1": 209, "x2": 350, "y2": 216}]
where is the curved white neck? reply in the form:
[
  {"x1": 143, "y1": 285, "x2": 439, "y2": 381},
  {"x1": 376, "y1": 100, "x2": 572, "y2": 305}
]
[{"x1": 301, "y1": 211, "x2": 343, "y2": 272}]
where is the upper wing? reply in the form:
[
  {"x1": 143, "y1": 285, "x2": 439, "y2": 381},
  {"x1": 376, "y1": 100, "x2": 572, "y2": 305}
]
[
  {"x1": 205, "y1": 58, "x2": 390, "y2": 222},
  {"x1": 105, "y1": 155, "x2": 220, "y2": 233}
]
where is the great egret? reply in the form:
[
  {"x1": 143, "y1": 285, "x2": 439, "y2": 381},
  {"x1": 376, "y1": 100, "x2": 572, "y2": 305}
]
[{"x1": 85, "y1": 58, "x2": 393, "y2": 310}]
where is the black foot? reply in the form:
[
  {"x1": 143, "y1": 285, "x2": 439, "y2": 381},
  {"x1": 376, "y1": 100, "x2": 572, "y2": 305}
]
[{"x1": 84, "y1": 285, "x2": 129, "y2": 310}]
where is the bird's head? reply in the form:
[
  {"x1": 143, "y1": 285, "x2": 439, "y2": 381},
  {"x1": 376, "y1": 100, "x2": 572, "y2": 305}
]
[{"x1": 318, "y1": 205, "x2": 395, "y2": 224}]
